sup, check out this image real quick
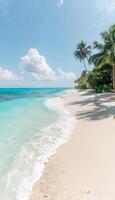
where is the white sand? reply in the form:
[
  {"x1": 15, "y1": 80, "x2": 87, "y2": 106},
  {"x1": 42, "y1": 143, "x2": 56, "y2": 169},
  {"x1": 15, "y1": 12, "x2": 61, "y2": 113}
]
[{"x1": 30, "y1": 89, "x2": 115, "y2": 200}]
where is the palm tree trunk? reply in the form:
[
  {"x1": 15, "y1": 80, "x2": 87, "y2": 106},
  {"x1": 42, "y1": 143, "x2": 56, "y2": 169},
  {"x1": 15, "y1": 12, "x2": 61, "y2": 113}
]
[
  {"x1": 83, "y1": 59, "x2": 87, "y2": 71},
  {"x1": 112, "y1": 64, "x2": 115, "y2": 92}
]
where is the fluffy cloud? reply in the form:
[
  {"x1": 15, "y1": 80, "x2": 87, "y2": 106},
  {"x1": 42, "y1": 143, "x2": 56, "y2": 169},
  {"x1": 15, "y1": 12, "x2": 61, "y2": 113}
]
[
  {"x1": 0, "y1": 49, "x2": 76, "y2": 84},
  {"x1": 58, "y1": 68, "x2": 76, "y2": 80},
  {"x1": 20, "y1": 48, "x2": 76, "y2": 82},
  {"x1": 0, "y1": 67, "x2": 18, "y2": 81},
  {"x1": 57, "y1": 0, "x2": 64, "y2": 7},
  {"x1": 95, "y1": 0, "x2": 115, "y2": 12},
  {"x1": 20, "y1": 49, "x2": 56, "y2": 81}
]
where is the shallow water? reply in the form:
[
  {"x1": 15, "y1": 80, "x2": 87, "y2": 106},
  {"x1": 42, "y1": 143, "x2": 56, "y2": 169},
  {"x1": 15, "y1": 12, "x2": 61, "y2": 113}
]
[{"x1": 0, "y1": 88, "x2": 75, "y2": 200}]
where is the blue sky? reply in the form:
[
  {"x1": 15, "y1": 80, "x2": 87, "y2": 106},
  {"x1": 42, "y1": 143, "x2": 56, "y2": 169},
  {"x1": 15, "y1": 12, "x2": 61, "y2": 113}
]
[{"x1": 0, "y1": 0, "x2": 115, "y2": 87}]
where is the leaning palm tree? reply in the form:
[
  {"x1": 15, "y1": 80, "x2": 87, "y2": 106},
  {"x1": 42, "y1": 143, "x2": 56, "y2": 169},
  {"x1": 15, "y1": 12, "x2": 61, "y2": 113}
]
[
  {"x1": 89, "y1": 25, "x2": 115, "y2": 91},
  {"x1": 74, "y1": 41, "x2": 91, "y2": 71}
]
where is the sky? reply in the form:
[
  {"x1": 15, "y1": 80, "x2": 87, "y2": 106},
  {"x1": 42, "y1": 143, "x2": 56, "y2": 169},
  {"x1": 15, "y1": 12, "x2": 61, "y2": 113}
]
[{"x1": 0, "y1": 0, "x2": 115, "y2": 87}]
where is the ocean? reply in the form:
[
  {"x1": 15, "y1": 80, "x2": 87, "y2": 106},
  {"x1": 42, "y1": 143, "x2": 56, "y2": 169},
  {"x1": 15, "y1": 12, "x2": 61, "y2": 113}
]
[{"x1": 0, "y1": 88, "x2": 76, "y2": 200}]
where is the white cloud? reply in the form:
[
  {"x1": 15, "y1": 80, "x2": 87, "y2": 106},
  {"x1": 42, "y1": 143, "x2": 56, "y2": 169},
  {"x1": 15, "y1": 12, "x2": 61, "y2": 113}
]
[
  {"x1": 20, "y1": 48, "x2": 56, "y2": 81},
  {"x1": 57, "y1": 0, "x2": 64, "y2": 7},
  {"x1": 0, "y1": 49, "x2": 76, "y2": 85},
  {"x1": 0, "y1": 67, "x2": 18, "y2": 81},
  {"x1": 58, "y1": 68, "x2": 76, "y2": 80},
  {"x1": 95, "y1": 0, "x2": 115, "y2": 13},
  {"x1": 20, "y1": 48, "x2": 76, "y2": 82}
]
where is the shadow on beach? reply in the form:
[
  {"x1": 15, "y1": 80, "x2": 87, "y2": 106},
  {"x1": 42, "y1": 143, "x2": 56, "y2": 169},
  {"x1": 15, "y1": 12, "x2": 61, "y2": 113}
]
[{"x1": 69, "y1": 90, "x2": 115, "y2": 121}]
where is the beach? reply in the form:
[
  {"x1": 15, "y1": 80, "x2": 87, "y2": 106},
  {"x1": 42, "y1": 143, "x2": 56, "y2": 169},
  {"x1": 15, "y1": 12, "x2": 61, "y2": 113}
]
[
  {"x1": 0, "y1": 88, "x2": 76, "y2": 200},
  {"x1": 30, "y1": 89, "x2": 115, "y2": 200},
  {"x1": 0, "y1": 0, "x2": 115, "y2": 199}
]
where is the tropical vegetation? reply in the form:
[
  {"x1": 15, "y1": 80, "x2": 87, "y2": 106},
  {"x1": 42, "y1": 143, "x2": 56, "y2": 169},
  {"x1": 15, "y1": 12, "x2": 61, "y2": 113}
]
[
  {"x1": 74, "y1": 24, "x2": 115, "y2": 93},
  {"x1": 74, "y1": 41, "x2": 91, "y2": 71}
]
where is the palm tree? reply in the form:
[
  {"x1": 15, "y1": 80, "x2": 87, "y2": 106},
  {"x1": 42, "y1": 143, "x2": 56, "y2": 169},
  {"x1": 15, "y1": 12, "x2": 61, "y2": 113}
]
[
  {"x1": 92, "y1": 41, "x2": 103, "y2": 50},
  {"x1": 74, "y1": 41, "x2": 91, "y2": 71},
  {"x1": 89, "y1": 25, "x2": 115, "y2": 91}
]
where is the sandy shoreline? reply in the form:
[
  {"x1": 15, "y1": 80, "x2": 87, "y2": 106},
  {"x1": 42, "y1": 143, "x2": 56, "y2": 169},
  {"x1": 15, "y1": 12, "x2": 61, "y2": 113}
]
[{"x1": 30, "y1": 89, "x2": 115, "y2": 200}]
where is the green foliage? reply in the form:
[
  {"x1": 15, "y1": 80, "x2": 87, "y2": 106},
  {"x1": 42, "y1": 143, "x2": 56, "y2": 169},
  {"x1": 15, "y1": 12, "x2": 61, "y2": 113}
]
[
  {"x1": 74, "y1": 41, "x2": 91, "y2": 71},
  {"x1": 95, "y1": 84, "x2": 112, "y2": 93},
  {"x1": 75, "y1": 71, "x2": 91, "y2": 89},
  {"x1": 74, "y1": 24, "x2": 115, "y2": 93},
  {"x1": 75, "y1": 64, "x2": 112, "y2": 93},
  {"x1": 89, "y1": 24, "x2": 115, "y2": 90},
  {"x1": 88, "y1": 64, "x2": 112, "y2": 91}
]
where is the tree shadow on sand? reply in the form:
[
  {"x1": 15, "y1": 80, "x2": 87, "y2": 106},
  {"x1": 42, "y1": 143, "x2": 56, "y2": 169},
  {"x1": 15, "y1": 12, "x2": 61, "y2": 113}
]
[{"x1": 70, "y1": 90, "x2": 115, "y2": 121}]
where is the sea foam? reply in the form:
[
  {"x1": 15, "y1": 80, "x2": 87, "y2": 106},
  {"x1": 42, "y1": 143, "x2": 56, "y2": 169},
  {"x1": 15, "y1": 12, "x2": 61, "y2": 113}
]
[{"x1": 1, "y1": 93, "x2": 76, "y2": 200}]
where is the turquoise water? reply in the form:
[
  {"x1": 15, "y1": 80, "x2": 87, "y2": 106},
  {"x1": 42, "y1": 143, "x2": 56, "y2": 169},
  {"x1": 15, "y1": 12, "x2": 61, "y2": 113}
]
[{"x1": 0, "y1": 88, "x2": 75, "y2": 200}]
